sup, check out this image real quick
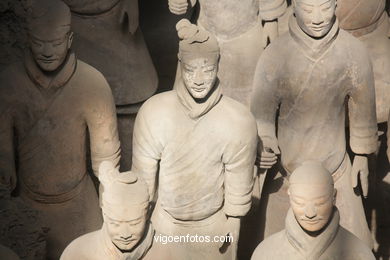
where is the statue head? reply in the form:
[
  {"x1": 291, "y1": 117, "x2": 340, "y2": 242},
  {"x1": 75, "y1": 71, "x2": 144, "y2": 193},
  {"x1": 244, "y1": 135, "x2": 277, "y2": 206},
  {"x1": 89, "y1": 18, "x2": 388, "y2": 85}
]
[
  {"x1": 177, "y1": 19, "x2": 220, "y2": 100},
  {"x1": 288, "y1": 161, "x2": 336, "y2": 233},
  {"x1": 99, "y1": 162, "x2": 150, "y2": 251},
  {"x1": 292, "y1": 0, "x2": 337, "y2": 38},
  {"x1": 27, "y1": 0, "x2": 73, "y2": 72}
]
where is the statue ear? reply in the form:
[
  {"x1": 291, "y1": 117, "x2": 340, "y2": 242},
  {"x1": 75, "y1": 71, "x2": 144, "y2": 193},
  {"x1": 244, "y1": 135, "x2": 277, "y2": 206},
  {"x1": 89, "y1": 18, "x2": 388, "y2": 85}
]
[
  {"x1": 68, "y1": 31, "x2": 74, "y2": 49},
  {"x1": 333, "y1": 188, "x2": 337, "y2": 204}
]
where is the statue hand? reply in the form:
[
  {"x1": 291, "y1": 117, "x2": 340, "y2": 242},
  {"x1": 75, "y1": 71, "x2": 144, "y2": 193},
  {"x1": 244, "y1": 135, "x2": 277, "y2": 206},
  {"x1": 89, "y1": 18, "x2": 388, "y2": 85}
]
[
  {"x1": 256, "y1": 138, "x2": 280, "y2": 170},
  {"x1": 351, "y1": 155, "x2": 369, "y2": 198},
  {"x1": 168, "y1": 0, "x2": 189, "y2": 15},
  {"x1": 220, "y1": 216, "x2": 240, "y2": 248},
  {"x1": 261, "y1": 20, "x2": 279, "y2": 48},
  {"x1": 119, "y1": 0, "x2": 139, "y2": 35},
  {"x1": 0, "y1": 172, "x2": 16, "y2": 193}
]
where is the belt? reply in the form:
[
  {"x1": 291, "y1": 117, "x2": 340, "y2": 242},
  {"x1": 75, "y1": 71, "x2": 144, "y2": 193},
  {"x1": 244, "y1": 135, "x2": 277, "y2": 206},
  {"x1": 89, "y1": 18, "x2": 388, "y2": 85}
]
[
  {"x1": 20, "y1": 173, "x2": 89, "y2": 204},
  {"x1": 151, "y1": 202, "x2": 227, "y2": 236}
]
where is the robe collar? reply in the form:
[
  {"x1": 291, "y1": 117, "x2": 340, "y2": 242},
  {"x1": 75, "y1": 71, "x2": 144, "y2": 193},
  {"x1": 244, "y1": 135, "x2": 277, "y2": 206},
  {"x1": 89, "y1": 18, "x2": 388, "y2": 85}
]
[
  {"x1": 24, "y1": 50, "x2": 76, "y2": 90},
  {"x1": 101, "y1": 222, "x2": 155, "y2": 260},
  {"x1": 289, "y1": 14, "x2": 339, "y2": 61},
  {"x1": 175, "y1": 78, "x2": 222, "y2": 120},
  {"x1": 285, "y1": 207, "x2": 340, "y2": 260}
]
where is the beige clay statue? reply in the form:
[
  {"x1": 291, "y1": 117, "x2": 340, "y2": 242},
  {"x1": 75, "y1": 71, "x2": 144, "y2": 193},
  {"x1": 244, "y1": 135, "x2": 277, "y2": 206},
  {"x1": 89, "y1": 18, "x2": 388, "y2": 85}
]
[
  {"x1": 251, "y1": 161, "x2": 375, "y2": 260},
  {"x1": 0, "y1": 0, "x2": 121, "y2": 259},
  {"x1": 64, "y1": 0, "x2": 158, "y2": 170},
  {"x1": 131, "y1": 19, "x2": 258, "y2": 259},
  {"x1": 250, "y1": 0, "x2": 378, "y2": 247},
  {"x1": 336, "y1": 0, "x2": 390, "y2": 124},
  {"x1": 61, "y1": 162, "x2": 165, "y2": 260},
  {"x1": 168, "y1": 0, "x2": 287, "y2": 105}
]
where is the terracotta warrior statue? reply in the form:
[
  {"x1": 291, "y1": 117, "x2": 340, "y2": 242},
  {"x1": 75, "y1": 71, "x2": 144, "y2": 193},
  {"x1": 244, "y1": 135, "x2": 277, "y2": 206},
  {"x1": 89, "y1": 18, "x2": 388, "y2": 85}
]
[
  {"x1": 250, "y1": 0, "x2": 378, "y2": 247},
  {"x1": 168, "y1": 0, "x2": 287, "y2": 106},
  {"x1": 132, "y1": 19, "x2": 258, "y2": 259},
  {"x1": 0, "y1": 0, "x2": 121, "y2": 259},
  {"x1": 0, "y1": 244, "x2": 19, "y2": 260},
  {"x1": 63, "y1": 0, "x2": 158, "y2": 170},
  {"x1": 61, "y1": 162, "x2": 164, "y2": 260},
  {"x1": 336, "y1": 0, "x2": 390, "y2": 124},
  {"x1": 251, "y1": 161, "x2": 375, "y2": 260}
]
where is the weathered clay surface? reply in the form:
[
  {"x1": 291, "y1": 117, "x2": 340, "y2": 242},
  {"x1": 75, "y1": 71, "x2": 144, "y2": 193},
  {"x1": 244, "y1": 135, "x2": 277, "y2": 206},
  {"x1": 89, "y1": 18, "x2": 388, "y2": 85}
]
[
  {"x1": 251, "y1": 162, "x2": 375, "y2": 260},
  {"x1": 132, "y1": 19, "x2": 258, "y2": 259},
  {"x1": 0, "y1": 0, "x2": 121, "y2": 259},
  {"x1": 251, "y1": 0, "x2": 377, "y2": 247},
  {"x1": 0, "y1": 188, "x2": 47, "y2": 260},
  {"x1": 61, "y1": 162, "x2": 163, "y2": 260},
  {"x1": 337, "y1": 0, "x2": 390, "y2": 123},
  {"x1": 169, "y1": 0, "x2": 287, "y2": 106}
]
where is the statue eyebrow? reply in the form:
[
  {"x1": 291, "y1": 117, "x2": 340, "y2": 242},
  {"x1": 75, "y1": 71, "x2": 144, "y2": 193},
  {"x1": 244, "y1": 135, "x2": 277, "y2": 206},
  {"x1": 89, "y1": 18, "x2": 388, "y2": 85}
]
[
  {"x1": 30, "y1": 35, "x2": 65, "y2": 42},
  {"x1": 297, "y1": 0, "x2": 331, "y2": 7}
]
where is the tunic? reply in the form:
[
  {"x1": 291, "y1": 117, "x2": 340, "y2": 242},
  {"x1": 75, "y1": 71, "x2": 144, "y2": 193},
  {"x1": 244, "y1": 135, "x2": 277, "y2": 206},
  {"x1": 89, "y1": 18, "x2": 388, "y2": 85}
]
[
  {"x1": 61, "y1": 224, "x2": 157, "y2": 260},
  {"x1": 336, "y1": 0, "x2": 390, "y2": 123},
  {"x1": 0, "y1": 51, "x2": 121, "y2": 259},
  {"x1": 250, "y1": 15, "x2": 377, "y2": 246},
  {"x1": 132, "y1": 80, "x2": 258, "y2": 259},
  {"x1": 65, "y1": 0, "x2": 158, "y2": 170},
  {"x1": 251, "y1": 208, "x2": 375, "y2": 260},
  {"x1": 189, "y1": 0, "x2": 287, "y2": 105}
]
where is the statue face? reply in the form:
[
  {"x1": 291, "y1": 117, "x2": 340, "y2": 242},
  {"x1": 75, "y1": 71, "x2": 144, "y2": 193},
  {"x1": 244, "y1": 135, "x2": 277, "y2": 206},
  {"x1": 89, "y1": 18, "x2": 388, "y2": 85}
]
[
  {"x1": 294, "y1": 0, "x2": 336, "y2": 38},
  {"x1": 104, "y1": 210, "x2": 147, "y2": 251},
  {"x1": 289, "y1": 183, "x2": 335, "y2": 232},
  {"x1": 29, "y1": 29, "x2": 73, "y2": 72},
  {"x1": 181, "y1": 56, "x2": 218, "y2": 100}
]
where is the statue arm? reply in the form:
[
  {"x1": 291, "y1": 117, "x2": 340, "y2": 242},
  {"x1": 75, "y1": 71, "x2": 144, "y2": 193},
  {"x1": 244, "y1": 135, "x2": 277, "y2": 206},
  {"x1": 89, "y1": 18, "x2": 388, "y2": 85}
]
[
  {"x1": 168, "y1": 0, "x2": 196, "y2": 15},
  {"x1": 223, "y1": 119, "x2": 257, "y2": 217},
  {"x1": 348, "y1": 57, "x2": 378, "y2": 155},
  {"x1": 259, "y1": 0, "x2": 287, "y2": 21},
  {"x1": 348, "y1": 52, "x2": 378, "y2": 197},
  {"x1": 250, "y1": 56, "x2": 280, "y2": 152},
  {"x1": 131, "y1": 102, "x2": 162, "y2": 200},
  {"x1": 0, "y1": 106, "x2": 17, "y2": 192},
  {"x1": 119, "y1": 0, "x2": 139, "y2": 35},
  {"x1": 86, "y1": 79, "x2": 121, "y2": 178}
]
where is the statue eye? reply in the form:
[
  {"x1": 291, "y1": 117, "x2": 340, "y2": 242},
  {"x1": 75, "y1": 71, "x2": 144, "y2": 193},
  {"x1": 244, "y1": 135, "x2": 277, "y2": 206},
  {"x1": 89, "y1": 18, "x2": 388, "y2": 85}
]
[{"x1": 32, "y1": 40, "x2": 42, "y2": 47}]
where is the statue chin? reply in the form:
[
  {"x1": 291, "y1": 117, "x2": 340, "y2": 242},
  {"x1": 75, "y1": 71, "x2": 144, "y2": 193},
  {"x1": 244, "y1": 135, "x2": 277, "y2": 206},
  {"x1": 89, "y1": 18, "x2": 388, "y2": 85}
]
[{"x1": 36, "y1": 59, "x2": 62, "y2": 72}]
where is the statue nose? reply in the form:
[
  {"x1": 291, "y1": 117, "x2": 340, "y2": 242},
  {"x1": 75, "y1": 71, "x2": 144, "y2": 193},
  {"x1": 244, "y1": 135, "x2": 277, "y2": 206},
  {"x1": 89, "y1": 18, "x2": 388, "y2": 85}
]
[
  {"x1": 304, "y1": 205, "x2": 317, "y2": 219},
  {"x1": 121, "y1": 234, "x2": 133, "y2": 240}
]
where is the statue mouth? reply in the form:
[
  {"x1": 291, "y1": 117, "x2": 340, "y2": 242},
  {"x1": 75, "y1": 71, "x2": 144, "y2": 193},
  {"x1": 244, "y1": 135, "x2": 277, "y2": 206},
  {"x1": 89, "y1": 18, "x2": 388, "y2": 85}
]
[
  {"x1": 39, "y1": 58, "x2": 57, "y2": 63},
  {"x1": 303, "y1": 219, "x2": 321, "y2": 224},
  {"x1": 192, "y1": 87, "x2": 206, "y2": 92}
]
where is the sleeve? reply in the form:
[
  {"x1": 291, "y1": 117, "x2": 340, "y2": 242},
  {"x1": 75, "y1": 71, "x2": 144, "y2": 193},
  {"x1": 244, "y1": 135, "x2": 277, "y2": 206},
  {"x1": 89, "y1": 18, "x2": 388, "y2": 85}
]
[
  {"x1": 250, "y1": 50, "x2": 281, "y2": 149},
  {"x1": 120, "y1": 0, "x2": 139, "y2": 35},
  {"x1": 222, "y1": 115, "x2": 258, "y2": 217},
  {"x1": 0, "y1": 100, "x2": 17, "y2": 192},
  {"x1": 85, "y1": 77, "x2": 121, "y2": 178},
  {"x1": 131, "y1": 100, "x2": 163, "y2": 199},
  {"x1": 348, "y1": 50, "x2": 378, "y2": 155},
  {"x1": 259, "y1": 0, "x2": 287, "y2": 21}
]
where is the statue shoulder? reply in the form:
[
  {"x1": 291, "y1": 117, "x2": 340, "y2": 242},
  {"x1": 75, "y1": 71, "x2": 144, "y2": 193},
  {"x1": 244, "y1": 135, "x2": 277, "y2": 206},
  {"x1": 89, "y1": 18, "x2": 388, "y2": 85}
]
[
  {"x1": 251, "y1": 231, "x2": 286, "y2": 260},
  {"x1": 74, "y1": 59, "x2": 110, "y2": 90},
  {"x1": 137, "y1": 90, "x2": 177, "y2": 121},
  {"x1": 219, "y1": 97, "x2": 257, "y2": 137},
  {"x1": 60, "y1": 230, "x2": 100, "y2": 260}
]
